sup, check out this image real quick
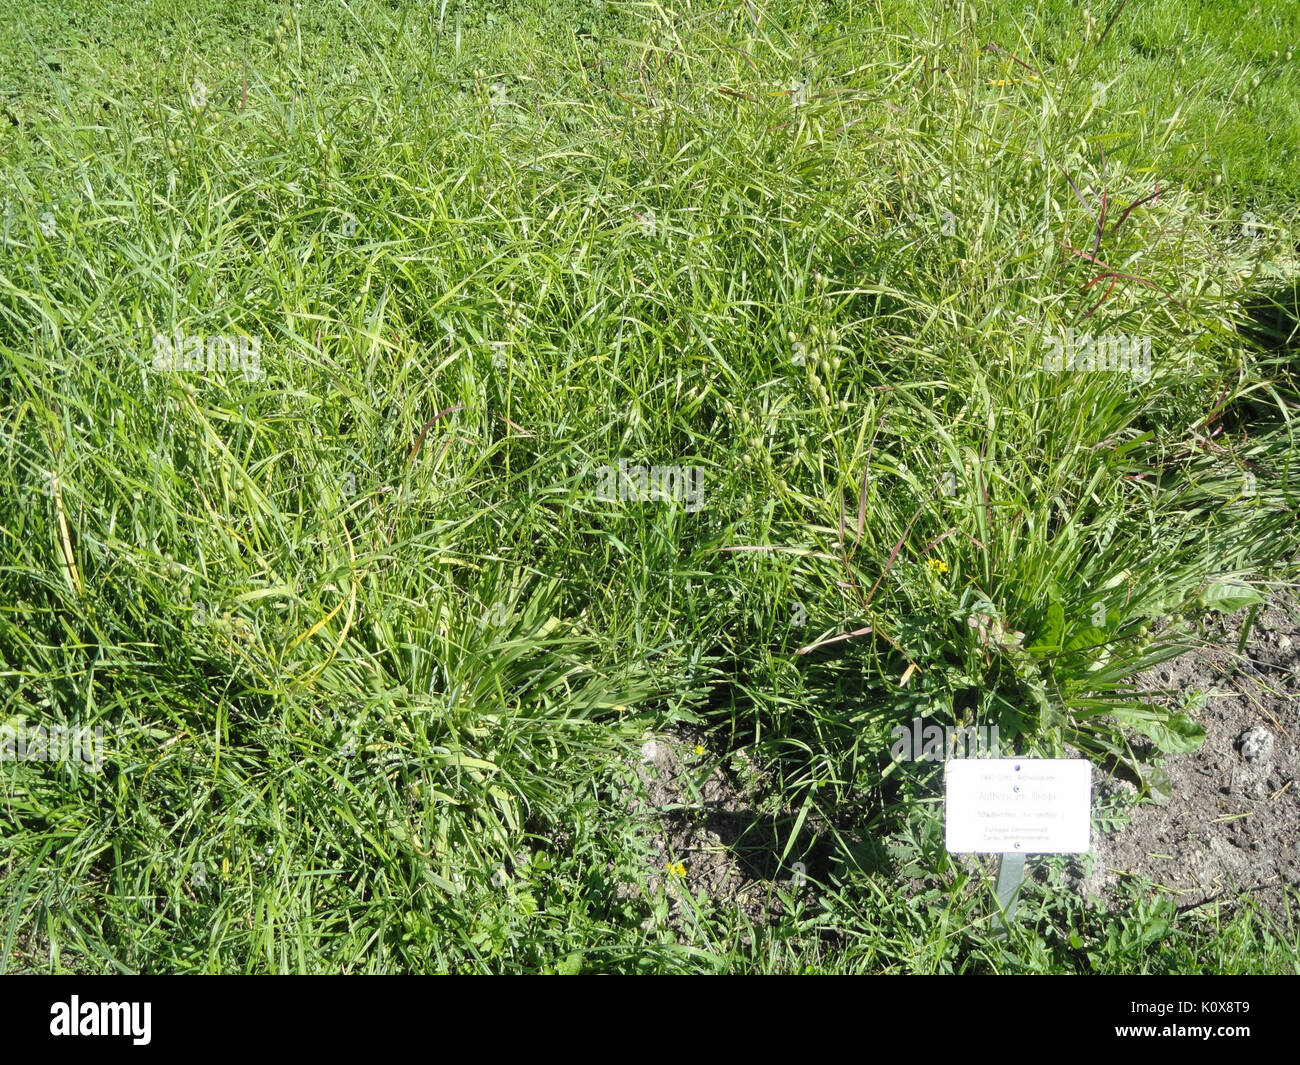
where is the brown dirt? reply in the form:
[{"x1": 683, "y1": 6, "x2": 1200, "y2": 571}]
[
  {"x1": 1070, "y1": 593, "x2": 1300, "y2": 920},
  {"x1": 624, "y1": 729, "x2": 788, "y2": 933}
]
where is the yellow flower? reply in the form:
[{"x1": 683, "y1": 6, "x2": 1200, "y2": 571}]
[
  {"x1": 927, "y1": 558, "x2": 948, "y2": 574},
  {"x1": 666, "y1": 862, "x2": 686, "y2": 878},
  {"x1": 693, "y1": 744, "x2": 704, "y2": 756}
]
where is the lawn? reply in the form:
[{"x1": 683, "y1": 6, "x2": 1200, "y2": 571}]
[{"x1": 1, "y1": 0, "x2": 1298, "y2": 973}]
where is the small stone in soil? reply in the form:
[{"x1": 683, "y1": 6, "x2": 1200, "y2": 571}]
[{"x1": 1239, "y1": 727, "x2": 1274, "y2": 763}]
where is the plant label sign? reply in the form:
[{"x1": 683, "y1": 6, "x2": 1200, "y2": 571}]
[{"x1": 945, "y1": 759, "x2": 1091, "y2": 853}]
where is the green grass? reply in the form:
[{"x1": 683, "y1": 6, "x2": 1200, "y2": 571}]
[{"x1": 1, "y1": 0, "x2": 1298, "y2": 973}]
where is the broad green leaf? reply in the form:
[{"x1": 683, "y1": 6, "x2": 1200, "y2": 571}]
[
  {"x1": 1065, "y1": 625, "x2": 1108, "y2": 654},
  {"x1": 1029, "y1": 599, "x2": 1065, "y2": 652},
  {"x1": 1113, "y1": 709, "x2": 1206, "y2": 755},
  {"x1": 1136, "y1": 762, "x2": 1173, "y2": 806},
  {"x1": 1199, "y1": 580, "x2": 1264, "y2": 613}
]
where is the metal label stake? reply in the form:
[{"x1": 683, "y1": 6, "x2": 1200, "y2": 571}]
[
  {"x1": 946, "y1": 759, "x2": 1091, "y2": 940},
  {"x1": 993, "y1": 851, "x2": 1026, "y2": 938}
]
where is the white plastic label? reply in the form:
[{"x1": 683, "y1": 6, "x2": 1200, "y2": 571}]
[{"x1": 945, "y1": 759, "x2": 1091, "y2": 853}]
